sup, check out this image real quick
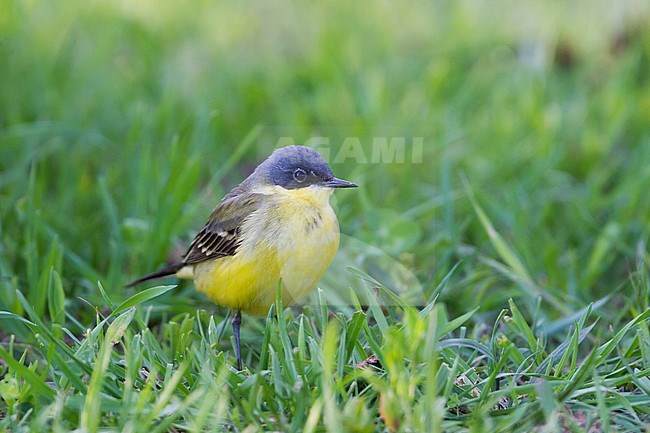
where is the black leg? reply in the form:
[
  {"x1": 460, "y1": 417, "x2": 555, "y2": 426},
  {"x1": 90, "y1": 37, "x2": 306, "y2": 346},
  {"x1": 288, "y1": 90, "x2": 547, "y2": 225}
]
[{"x1": 232, "y1": 310, "x2": 243, "y2": 370}]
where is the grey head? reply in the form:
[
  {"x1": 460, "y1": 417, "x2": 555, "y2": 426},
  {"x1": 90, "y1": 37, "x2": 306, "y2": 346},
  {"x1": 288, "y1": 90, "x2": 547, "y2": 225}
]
[{"x1": 253, "y1": 146, "x2": 357, "y2": 190}]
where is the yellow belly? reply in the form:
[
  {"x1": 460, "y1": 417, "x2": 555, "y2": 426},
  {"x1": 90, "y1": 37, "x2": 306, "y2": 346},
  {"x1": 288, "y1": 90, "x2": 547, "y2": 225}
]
[{"x1": 192, "y1": 186, "x2": 340, "y2": 315}]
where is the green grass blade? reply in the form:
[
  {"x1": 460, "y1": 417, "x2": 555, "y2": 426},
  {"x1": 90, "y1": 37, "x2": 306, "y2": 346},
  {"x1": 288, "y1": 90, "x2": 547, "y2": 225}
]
[{"x1": 111, "y1": 285, "x2": 176, "y2": 317}]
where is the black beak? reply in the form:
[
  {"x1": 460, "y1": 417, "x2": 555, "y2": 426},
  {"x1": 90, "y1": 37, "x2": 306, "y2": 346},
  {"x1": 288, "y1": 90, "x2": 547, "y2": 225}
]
[{"x1": 322, "y1": 177, "x2": 358, "y2": 188}]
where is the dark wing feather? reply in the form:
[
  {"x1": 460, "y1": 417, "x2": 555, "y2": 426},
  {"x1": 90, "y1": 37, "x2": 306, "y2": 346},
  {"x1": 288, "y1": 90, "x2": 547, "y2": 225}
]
[{"x1": 182, "y1": 191, "x2": 262, "y2": 265}]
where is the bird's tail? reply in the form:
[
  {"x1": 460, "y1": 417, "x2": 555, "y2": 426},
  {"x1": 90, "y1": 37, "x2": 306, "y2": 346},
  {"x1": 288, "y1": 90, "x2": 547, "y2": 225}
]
[{"x1": 125, "y1": 262, "x2": 185, "y2": 288}]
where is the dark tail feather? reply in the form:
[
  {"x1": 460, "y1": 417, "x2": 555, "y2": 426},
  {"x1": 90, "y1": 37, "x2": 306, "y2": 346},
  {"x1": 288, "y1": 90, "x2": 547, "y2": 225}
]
[{"x1": 125, "y1": 262, "x2": 185, "y2": 288}]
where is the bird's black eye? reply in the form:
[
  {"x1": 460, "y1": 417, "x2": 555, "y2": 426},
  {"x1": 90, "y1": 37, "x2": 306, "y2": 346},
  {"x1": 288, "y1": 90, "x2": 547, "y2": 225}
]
[{"x1": 293, "y1": 168, "x2": 307, "y2": 183}]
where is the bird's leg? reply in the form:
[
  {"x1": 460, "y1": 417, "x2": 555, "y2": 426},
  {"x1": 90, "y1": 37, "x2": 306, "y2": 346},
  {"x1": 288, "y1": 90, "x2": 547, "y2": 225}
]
[{"x1": 232, "y1": 310, "x2": 243, "y2": 370}]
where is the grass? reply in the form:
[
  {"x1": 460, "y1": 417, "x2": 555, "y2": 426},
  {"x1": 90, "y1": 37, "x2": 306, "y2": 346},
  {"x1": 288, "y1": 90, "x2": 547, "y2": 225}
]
[{"x1": 1, "y1": 0, "x2": 650, "y2": 431}]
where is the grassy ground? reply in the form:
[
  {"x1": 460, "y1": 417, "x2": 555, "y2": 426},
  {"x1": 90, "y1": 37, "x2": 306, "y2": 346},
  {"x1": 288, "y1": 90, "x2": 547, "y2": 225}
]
[{"x1": 1, "y1": 1, "x2": 650, "y2": 431}]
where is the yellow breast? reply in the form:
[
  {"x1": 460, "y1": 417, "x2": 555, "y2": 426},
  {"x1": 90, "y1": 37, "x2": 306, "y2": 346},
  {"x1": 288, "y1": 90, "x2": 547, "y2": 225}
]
[{"x1": 193, "y1": 185, "x2": 340, "y2": 315}]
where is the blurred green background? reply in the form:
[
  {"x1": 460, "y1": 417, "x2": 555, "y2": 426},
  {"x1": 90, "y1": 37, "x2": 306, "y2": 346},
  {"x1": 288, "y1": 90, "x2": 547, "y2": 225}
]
[{"x1": 1, "y1": 0, "x2": 650, "y2": 327}]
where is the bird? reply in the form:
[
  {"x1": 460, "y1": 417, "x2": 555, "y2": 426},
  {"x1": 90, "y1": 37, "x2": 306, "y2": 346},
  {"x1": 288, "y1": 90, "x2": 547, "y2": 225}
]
[{"x1": 126, "y1": 145, "x2": 357, "y2": 370}]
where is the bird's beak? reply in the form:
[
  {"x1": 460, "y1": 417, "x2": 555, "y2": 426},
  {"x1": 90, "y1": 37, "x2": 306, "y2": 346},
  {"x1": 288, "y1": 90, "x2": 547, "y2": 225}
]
[{"x1": 322, "y1": 177, "x2": 358, "y2": 188}]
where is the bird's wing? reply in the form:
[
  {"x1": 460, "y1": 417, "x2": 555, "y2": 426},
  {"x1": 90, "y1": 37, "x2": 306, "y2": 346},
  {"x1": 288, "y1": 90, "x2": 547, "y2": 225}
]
[{"x1": 182, "y1": 191, "x2": 263, "y2": 265}]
